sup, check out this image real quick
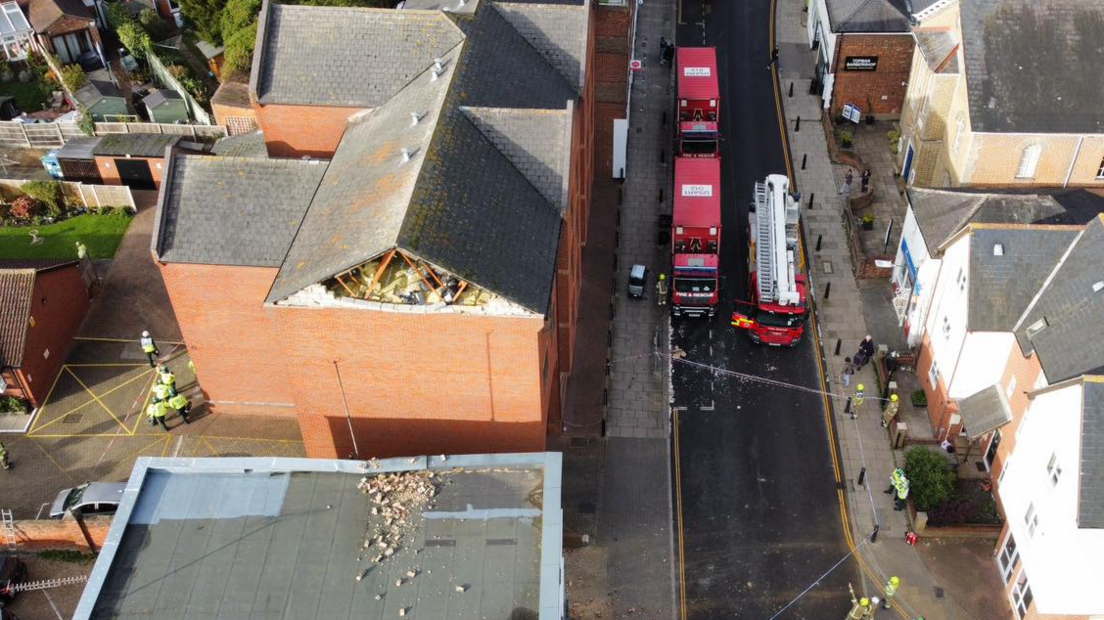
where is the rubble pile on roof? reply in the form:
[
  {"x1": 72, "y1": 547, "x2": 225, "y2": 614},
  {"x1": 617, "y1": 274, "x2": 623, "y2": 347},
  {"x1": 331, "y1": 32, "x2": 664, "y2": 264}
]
[{"x1": 356, "y1": 470, "x2": 439, "y2": 569}]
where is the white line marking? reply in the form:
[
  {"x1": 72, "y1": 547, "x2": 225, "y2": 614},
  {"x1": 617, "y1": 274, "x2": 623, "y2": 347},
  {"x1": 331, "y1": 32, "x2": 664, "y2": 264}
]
[
  {"x1": 700, "y1": 401, "x2": 715, "y2": 411},
  {"x1": 171, "y1": 436, "x2": 185, "y2": 458}
]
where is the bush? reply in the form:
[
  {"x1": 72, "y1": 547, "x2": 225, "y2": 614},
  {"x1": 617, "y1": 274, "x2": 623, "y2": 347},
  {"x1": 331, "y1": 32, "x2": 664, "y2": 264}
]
[
  {"x1": 911, "y1": 389, "x2": 927, "y2": 407},
  {"x1": 21, "y1": 181, "x2": 65, "y2": 217},
  {"x1": 9, "y1": 195, "x2": 44, "y2": 221},
  {"x1": 839, "y1": 130, "x2": 853, "y2": 148},
  {"x1": 139, "y1": 8, "x2": 170, "y2": 39},
  {"x1": 904, "y1": 447, "x2": 956, "y2": 512},
  {"x1": 78, "y1": 110, "x2": 95, "y2": 136},
  {"x1": 887, "y1": 129, "x2": 901, "y2": 155},
  {"x1": 60, "y1": 64, "x2": 88, "y2": 91},
  {"x1": 0, "y1": 396, "x2": 30, "y2": 413},
  {"x1": 222, "y1": 22, "x2": 257, "y2": 81}
]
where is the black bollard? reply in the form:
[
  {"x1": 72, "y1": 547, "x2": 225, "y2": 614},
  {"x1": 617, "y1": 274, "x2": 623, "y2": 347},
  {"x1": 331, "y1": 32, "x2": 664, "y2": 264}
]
[
  {"x1": 788, "y1": 82, "x2": 794, "y2": 98},
  {"x1": 858, "y1": 467, "x2": 866, "y2": 486},
  {"x1": 871, "y1": 524, "x2": 880, "y2": 543},
  {"x1": 795, "y1": 116, "x2": 801, "y2": 132},
  {"x1": 835, "y1": 338, "x2": 842, "y2": 356},
  {"x1": 808, "y1": 192, "x2": 815, "y2": 209},
  {"x1": 801, "y1": 154, "x2": 807, "y2": 170},
  {"x1": 825, "y1": 281, "x2": 831, "y2": 299},
  {"x1": 844, "y1": 396, "x2": 852, "y2": 414},
  {"x1": 816, "y1": 234, "x2": 822, "y2": 251}
]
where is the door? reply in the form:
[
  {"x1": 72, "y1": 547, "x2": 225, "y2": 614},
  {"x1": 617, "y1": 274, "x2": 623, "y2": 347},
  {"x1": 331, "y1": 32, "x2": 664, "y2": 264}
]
[
  {"x1": 902, "y1": 141, "x2": 915, "y2": 185},
  {"x1": 985, "y1": 430, "x2": 1002, "y2": 470},
  {"x1": 114, "y1": 159, "x2": 155, "y2": 190}
]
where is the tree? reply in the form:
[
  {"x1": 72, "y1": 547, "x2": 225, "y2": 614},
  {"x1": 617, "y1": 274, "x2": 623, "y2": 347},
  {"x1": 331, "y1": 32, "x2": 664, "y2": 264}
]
[
  {"x1": 139, "y1": 8, "x2": 170, "y2": 40},
  {"x1": 904, "y1": 447, "x2": 956, "y2": 512},
  {"x1": 117, "y1": 22, "x2": 152, "y2": 59},
  {"x1": 221, "y1": 22, "x2": 257, "y2": 81},
  {"x1": 221, "y1": 0, "x2": 261, "y2": 39},
  {"x1": 178, "y1": 0, "x2": 227, "y2": 44}
]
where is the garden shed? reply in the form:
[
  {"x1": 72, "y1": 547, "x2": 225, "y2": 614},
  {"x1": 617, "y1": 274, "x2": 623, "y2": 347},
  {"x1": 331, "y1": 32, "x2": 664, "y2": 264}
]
[
  {"x1": 54, "y1": 136, "x2": 103, "y2": 183},
  {"x1": 91, "y1": 133, "x2": 179, "y2": 190},
  {"x1": 75, "y1": 79, "x2": 128, "y2": 121},
  {"x1": 142, "y1": 89, "x2": 187, "y2": 123}
]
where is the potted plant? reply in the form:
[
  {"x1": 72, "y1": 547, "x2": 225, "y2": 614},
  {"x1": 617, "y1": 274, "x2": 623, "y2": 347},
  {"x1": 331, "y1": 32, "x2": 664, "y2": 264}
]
[
  {"x1": 861, "y1": 213, "x2": 875, "y2": 230},
  {"x1": 911, "y1": 389, "x2": 927, "y2": 407},
  {"x1": 839, "y1": 130, "x2": 853, "y2": 149},
  {"x1": 887, "y1": 129, "x2": 901, "y2": 155}
]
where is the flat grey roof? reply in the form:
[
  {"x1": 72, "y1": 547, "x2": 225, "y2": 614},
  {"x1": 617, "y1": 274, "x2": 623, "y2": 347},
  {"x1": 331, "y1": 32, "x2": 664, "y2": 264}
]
[{"x1": 75, "y1": 453, "x2": 563, "y2": 620}]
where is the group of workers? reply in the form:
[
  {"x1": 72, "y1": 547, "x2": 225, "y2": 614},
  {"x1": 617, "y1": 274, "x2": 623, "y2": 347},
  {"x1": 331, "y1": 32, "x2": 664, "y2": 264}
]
[
  {"x1": 846, "y1": 576, "x2": 902, "y2": 618},
  {"x1": 885, "y1": 467, "x2": 911, "y2": 511},
  {"x1": 146, "y1": 363, "x2": 191, "y2": 431}
]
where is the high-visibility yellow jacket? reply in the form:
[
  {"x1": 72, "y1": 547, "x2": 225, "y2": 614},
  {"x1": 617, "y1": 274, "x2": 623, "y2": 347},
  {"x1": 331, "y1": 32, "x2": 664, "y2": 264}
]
[
  {"x1": 147, "y1": 401, "x2": 168, "y2": 419},
  {"x1": 168, "y1": 394, "x2": 188, "y2": 410}
]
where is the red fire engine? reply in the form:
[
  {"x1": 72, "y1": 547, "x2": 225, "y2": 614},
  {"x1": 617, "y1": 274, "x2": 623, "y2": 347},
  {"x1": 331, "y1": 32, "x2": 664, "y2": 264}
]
[
  {"x1": 671, "y1": 157, "x2": 721, "y2": 318},
  {"x1": 731, "y1": 174, "x2": 808, "y2": 345},
  {"x1": 676, "y1": 47, "x2": 720, "y2": 157}
]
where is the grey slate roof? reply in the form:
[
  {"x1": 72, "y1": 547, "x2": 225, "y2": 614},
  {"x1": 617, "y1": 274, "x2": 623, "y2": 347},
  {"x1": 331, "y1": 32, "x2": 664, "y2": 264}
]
[
  {"x1": 156, "y1": 155, "x2": 328, "y2": 267},
  {"x1": 1015, "y1": 216, "x2": 1104, "y2": 383},
  {"x1": 265, "y1": 1, "x2": 579, "y2": 314},
  {"x1": 253, "y1": 2, "x2": 465, "y2": 107},
  {"x1": 210, "y1": 81, "x2": 251, "y2": 108},
  {"x1": 461, "y1": 106, "x2": 568, "y2": 208},
  {"x1": 910, "y1": 187, "x2": 1104, "y2": 253},
  {"x1": 491, "y1": 1, "x2": 587, "y2": 91},
  {"x1": 967, "y1": 226, "x2": 1079, "y2": 332},
  {"x1": 92, "y1": 133, "x2": 179, "y2": 159},
  {"x1": 957, "y1": 383, "x2": 1012, "y2": 439},
  {"x1": 1080, "y1": 379, "x2": 1104, "y2": 529},
  {"x1": 74, "y1": 80, "x2": 123, "y2": 109},
  {"x1": 914, "y1": 28, "x2": 959, "y2": 74},
  {"x1": 209, "y1": 131, "x2": 268, "y2": 159},
  {"x1": 141, "y1": 89, "x2": 182, "y2": 109},
  {"x1": 909, "y1": 0, "x2": 945, "y2": 15},
  {"x1": 960, "y1": 0, "x2": 1104, "y2": 133},
  {"x1": 827, "y1": 0, "x2": 911, "y2": 32}
]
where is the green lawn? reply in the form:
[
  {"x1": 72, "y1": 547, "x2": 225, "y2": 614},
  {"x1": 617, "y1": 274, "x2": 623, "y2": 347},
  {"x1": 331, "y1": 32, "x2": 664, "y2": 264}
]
[
  {"x1": 0, "y1": 77, "x2": 48, "y2": 114},
  {"x1": 0, "y1": 213, "x2": 133, "y2": 260}
]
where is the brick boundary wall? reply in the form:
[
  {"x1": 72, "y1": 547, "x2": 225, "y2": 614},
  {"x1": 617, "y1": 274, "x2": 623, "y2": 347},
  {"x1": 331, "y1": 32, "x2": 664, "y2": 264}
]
[{"x1": 12, "y1": 515, "x2": 112, "y2": 553}]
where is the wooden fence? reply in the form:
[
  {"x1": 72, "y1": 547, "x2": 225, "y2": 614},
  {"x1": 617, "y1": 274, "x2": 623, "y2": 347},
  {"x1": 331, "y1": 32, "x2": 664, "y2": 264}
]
[
  {"x1": 0, "y1": 178, "x2": 136, "y2": 210},
  {"x1": 0, "y1": 120, "x2": 227, "y2": 149}
]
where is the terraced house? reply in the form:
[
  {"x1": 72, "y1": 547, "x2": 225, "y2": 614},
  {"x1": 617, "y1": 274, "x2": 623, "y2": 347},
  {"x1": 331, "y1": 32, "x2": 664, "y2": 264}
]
[
  {"x1": 897, "y1": 0, "x2": 1104, "y2": 188},
  {"x1": 151, "y1": 0, "x2": 595, "y2": 458}
]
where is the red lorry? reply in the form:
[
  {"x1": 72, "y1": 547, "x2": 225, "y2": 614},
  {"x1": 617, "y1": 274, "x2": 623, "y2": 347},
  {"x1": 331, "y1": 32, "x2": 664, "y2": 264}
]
[
  {"x1": 671, "y1": 157, "x2": 721, "y2": 318},
  {"x1": 731, "y1": 174, "x2": 808, "y2": 345},
  {"x1": 677, "y1": 47, "x2": 720, "y2": 157}
]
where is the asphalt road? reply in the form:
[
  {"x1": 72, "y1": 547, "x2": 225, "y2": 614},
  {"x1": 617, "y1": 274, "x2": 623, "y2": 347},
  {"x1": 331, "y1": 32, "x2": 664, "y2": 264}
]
[{"x1": 672, "y1": 0, "x2": 859, "y2": 617}]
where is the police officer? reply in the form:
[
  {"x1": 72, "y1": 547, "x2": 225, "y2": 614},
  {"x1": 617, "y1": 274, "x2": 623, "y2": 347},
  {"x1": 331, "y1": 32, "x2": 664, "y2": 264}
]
[
  {"x1": 151, "y1": 380, "x2": 175, "y2": 403},
  {"x1": 0, "y1": 439, "x2": 10, "y2": 470},
  {"x1": 140, "y1": 331, "x2": 159, "y2": 368},
  {"x1": 168, "y1": 392, "x2": 191, "y2": 425},
  {"x1": 885, "y1": 467, "x2": 904, "y2": 495},
  {"x1": 883, "y1": 576, "x2": 900, "y2": 609},
  {"x1": 157, "y1": 365, "x2": 176, "y2": 391},
  {"x1": 656, "y1": 273, "x2": 668, "y2": 306},
  {"x1": 895, "y1": 475, "x2": 910, "y2": 511},
  {"x1": 147, "y1": 400, "x2": 169, "y2": 431}
]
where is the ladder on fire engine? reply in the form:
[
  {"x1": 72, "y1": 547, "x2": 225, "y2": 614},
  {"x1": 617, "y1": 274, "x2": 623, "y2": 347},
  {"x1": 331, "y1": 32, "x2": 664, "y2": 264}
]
[
  {"x1": 2, "y1": 509, "x2": 15, "y2": 551},
  {"x1": 754, "y1": 175, "x2": 801, "y2": 306}
]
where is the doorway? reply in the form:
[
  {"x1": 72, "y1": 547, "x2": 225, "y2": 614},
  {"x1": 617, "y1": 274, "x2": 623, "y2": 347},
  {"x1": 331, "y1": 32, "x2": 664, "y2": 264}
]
[{"x1": 114, "y1": 159, "x2": 155, "y2": 190}]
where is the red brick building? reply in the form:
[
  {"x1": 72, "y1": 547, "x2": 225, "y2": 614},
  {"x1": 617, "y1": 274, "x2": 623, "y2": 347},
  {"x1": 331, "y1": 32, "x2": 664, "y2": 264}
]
[
  {"x1": 153, "y1": 0, "x2": 595, "y2": 458},
  {"x1": 0, "y1": 260, "x2": 94, "y2": 407},
  {"x1": 807, "y1": 0, "x2": 915, "y2": 118}
]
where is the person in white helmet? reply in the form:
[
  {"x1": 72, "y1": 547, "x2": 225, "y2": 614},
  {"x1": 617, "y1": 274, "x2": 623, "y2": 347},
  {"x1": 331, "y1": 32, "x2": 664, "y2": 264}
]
[{"x1": 140, "y1": 330, "x2": 159, "y2": 368}]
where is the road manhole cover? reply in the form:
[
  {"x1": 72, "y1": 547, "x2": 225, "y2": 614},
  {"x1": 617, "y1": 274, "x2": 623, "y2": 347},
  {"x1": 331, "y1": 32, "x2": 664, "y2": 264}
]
[{"x1": 62, "y1": 413, "x2": 84, "y2": 424}]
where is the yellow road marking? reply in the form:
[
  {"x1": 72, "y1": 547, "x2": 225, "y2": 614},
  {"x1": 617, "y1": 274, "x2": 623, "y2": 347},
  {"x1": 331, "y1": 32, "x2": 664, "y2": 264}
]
[
  {"x1": 64, "y1": 367, "x2": 128, "y2": 434},
  {"x1": 21, "y1": 437, "x2": 77, "y2": 483},
  {"x1": 27, "y1": 364, "x2": 66, "y2": 435},
  {"x1": 202, "y1": 436, "x2": 219, "y2": 456},
  {"x1": 198, "y1": 436, "x2": 304, "y2": 443},
  {"x1": 129, "y1": 374, "x2": 158, "y2": 435},
  {"x1": 30, "y1": 368, "x2": 155, "y2": 436},
  {"x1": 673, "y1": 407, "x2": 688, "y2": 620}
]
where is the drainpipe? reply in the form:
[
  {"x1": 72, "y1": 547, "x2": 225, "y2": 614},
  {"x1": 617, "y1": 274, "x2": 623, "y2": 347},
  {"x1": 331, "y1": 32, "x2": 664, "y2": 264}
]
[
  {"x1": 333, "y1": 360, "x2": 360, "y2": 459},
  {"x1": 1062, "y1": 134, "x2": 1085, "y2": 188}
]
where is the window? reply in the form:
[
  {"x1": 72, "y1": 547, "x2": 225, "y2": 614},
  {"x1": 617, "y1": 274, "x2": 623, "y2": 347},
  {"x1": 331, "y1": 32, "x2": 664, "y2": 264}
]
[
  {"x1": 1016, "y1": 145, "x2": 1042, "y2": 179},
  {"x1": 1046, "y1": 453, "x2": 1062, "y2": 487},
  {"x1": 1097, "y1": 153, "x2": 1104, "y2": 179},
  {"x1": 956, "y1": 267, "x2": 966, "y2": 291},
  {"x1": 1005, "y1": 375, "x2": 1017, "y2": 399},
  {"x1": 952, "y1": 115, "x2": 965, "y2": 153},
  {"x1": 997, "y1": 533, "x2": 1019, "y2": 583},
  {"x1": 1023, "y1": 503, "x2": 1039, "y2": 538},
  {"x1": 942, "y1": 315, "x2": 951, "y2": 339},
  {"x1": 929, "y1": 359, "x2": 940, "y2": 388},
  {"x1": 1011, "y1": 571, "x2": 1033, "y2": 619}
]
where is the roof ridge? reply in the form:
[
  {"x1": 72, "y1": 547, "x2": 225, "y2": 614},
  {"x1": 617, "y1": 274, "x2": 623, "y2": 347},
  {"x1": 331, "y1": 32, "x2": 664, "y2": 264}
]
[
  {"x1": 1011, "y1": 228, "x2": 1084, "y2": 335},
  {"x1": 488, "y1": 0, "x2": 582, "y2": 92}
]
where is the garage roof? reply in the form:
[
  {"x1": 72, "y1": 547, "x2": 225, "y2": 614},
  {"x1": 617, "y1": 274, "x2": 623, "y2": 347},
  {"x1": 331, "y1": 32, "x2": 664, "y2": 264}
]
[
  {"x1": 93, "y1": 134, "x2": 180, "y2": 158},
  {"x1": 73, "y1": 454, "x2": 563, "y2": 620}
]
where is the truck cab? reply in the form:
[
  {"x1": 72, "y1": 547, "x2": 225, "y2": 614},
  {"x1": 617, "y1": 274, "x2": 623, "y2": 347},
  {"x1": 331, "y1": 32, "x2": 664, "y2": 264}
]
[{"x1": 678, "y1": 121, "x2": 720, "y2": 157}]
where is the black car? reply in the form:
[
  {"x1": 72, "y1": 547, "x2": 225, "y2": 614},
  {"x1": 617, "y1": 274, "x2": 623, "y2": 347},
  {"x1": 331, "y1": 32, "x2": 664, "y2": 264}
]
[{"x1": 0, "y1": 556, "x2": 27, "y2": 606}]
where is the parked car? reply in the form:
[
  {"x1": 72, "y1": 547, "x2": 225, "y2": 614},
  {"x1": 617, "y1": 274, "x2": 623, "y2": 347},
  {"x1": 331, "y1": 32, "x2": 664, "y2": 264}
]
[
  {"x1": 628, "y1": 264, "x2": 649, "y2": 298},
  {"x1": 0, "y1": 555, "x2": 27, "y2": 606},
  {"x1": 49, "y1": 482, "x2": 126, "y2": 519}
]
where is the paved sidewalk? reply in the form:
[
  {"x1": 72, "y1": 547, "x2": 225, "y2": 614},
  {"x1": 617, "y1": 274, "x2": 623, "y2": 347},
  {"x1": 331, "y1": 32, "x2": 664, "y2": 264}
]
[{"x1": 774, "y1": 3, "x2": 979, "y2": 620}]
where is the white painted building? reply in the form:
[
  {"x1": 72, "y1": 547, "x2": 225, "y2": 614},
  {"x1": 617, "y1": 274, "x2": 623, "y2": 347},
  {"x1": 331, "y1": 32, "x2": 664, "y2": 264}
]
[{"x1": 995, "y1": 376, "x2": 1104, "y2": 619}]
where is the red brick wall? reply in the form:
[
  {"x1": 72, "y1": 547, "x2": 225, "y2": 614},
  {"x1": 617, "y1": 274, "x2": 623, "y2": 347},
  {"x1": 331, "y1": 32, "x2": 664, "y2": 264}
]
[
  {"x1": 158, "y1": 263, "x2": 295, "y2": 407},
  {"x1": 15, "y1": 265, "x2": 91, "y2": 406},
  {"x1": 94, "y1": 156, "x2": 167, "y2": 189},
  {"x1": 916, "y1": 333, "x2": 959, "y2": 439},
  {"x1": 830, "y1": 34, "x2": 914, "y2": 118},
  {"x1": 990, "y1": 342, "x2": 1043, "y2": 514},
  {"x1": 253, "y1": 103, "x2": 363, "y2": 158},
  {"x1": 271, "y1": 307, "x2": 547, "y2": 459},
  {"x1": 594, "y1": 4, "x2": 631, "y2": 178},
  {"x1": 14, "y1": 515, "x2": 111, "y2": 552}
]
